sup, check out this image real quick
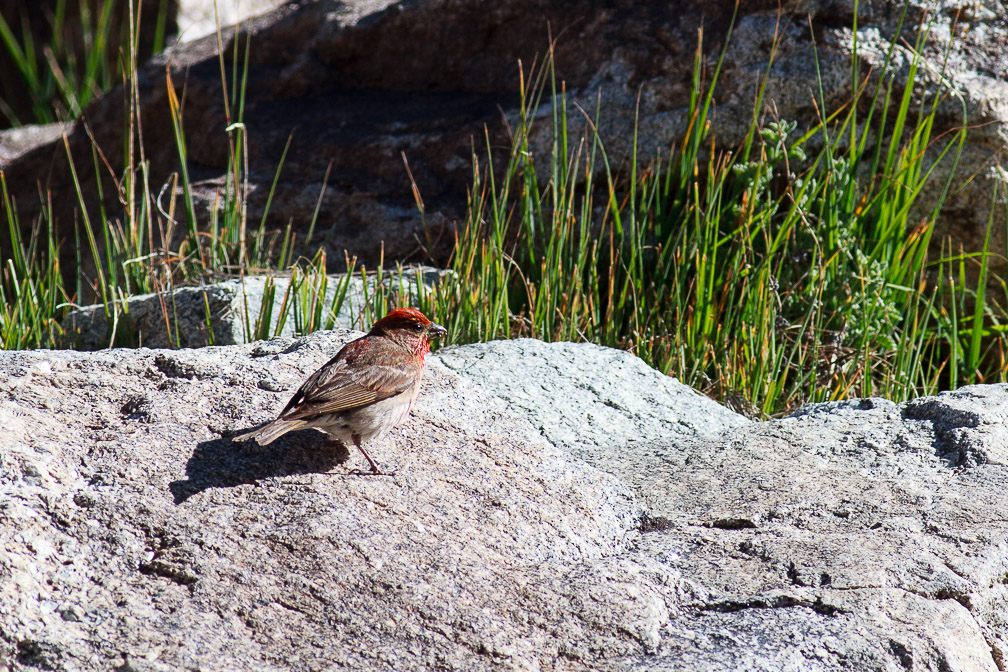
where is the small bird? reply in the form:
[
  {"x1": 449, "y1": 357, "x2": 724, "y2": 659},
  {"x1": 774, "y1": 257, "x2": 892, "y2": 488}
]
[{"x1": 235, "y1": 307, "x2": 447, "y2": 475}]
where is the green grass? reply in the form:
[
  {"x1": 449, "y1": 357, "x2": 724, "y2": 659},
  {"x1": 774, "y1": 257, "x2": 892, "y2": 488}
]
[
  {"x1": 1, "y1": 1, "x2": 1006, "y2": 416},
  {"x1": 409, "y1": 6, "x2": 1005, "y2": 415},
  {"x1": 0, "y1": 0, "x2": 169, "y2": 126}
]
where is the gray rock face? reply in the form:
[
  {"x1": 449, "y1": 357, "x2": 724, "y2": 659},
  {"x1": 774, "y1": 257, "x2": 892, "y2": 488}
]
[
  {"x1": 3, "y1": 334, "x2": 1008, "y2": 669},
  {"x1": 438, "y1": 339, "x2": 750, "y2": 475},
  {"x1": 632, "y1": 394, "x2": 1006, "y2": 670},
  {"x1": 175, "y1": 0, "x2": 285, "y2": 42}
]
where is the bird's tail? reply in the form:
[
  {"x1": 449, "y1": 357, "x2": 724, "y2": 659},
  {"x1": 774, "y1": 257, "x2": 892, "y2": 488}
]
[{"x1": 233, "y1": 418, "x2": 307, "y2": 445}]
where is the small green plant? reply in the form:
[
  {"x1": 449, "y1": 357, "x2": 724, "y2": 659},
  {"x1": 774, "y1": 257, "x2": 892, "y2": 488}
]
[
  {"x1": 59, "y1": 3, "x2": 291, "y2": 348},
  {"x1": 0, "y1": 172, "x2": 66, "y2": 348},
  {"x1": 0, "y1": 0, "x2": 169, "y2": 126}
]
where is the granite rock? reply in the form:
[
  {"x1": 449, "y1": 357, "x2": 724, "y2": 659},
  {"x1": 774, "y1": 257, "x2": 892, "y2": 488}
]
[{"x1": 2, "y1": 335, "x2": 1007, "y2": 669}]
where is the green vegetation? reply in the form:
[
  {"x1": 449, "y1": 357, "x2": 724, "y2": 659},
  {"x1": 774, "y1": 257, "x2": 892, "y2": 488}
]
[
  {"x1": 0, "y1": 0, "x2": 169, "y2": 126},
  {"x1": 411, "y1": 13, "x2": 1004, "y2": 415},
  {"x1": 0, "y1": 1, "x2": 1005, "y2": 416}
]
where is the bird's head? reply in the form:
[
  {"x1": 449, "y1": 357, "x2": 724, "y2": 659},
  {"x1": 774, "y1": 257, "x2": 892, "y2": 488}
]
[{"x1": 368, "y1": 307, "x2": 447, "y2": 355}]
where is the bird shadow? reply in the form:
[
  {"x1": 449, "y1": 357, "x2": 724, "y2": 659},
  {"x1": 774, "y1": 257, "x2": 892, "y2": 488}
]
[{"x1": 169, "y1": 429, "x2": 351, "y2": 504}]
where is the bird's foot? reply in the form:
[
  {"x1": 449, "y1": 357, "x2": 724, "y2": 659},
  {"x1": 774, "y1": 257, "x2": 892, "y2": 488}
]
[{"x1": 348, "y1": 467, "x2": 391, "y2": 477}]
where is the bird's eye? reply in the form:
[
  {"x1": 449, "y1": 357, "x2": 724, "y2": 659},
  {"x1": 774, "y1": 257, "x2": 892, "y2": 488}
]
[{"x1": 414, "y1": 322, "x2": 424, "y2": 331}]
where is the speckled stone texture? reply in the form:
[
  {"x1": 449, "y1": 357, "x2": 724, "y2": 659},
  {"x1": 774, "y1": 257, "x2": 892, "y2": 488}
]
[{"x1": 3, "y1": 334, "x2": 1008, "y2": 669}]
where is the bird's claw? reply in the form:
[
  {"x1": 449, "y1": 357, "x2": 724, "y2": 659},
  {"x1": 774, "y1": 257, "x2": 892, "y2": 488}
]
[{"x1": 349, "y1": 467, "x2": 395, "y2": 477}]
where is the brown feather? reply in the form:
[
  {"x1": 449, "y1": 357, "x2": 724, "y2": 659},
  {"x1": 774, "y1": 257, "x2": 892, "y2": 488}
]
[
  {"x1": 276, "y1": 337, "x2": 420, "y2": 421},
  {"x1": 236, "y1": 307, "x2": 446, "y2": 474}
]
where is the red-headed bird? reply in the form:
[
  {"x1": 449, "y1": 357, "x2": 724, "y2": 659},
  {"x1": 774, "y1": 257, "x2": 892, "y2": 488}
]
[{"x1": 236, "y1": 308, "x2": 446, "y2": 475}]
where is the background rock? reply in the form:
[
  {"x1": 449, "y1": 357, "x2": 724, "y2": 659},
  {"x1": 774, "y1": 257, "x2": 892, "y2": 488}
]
[
  {"x1": 61, "y1": 267, "x2": 447, "y2": 349},
  {"x1": 0, "y1": 0, "x2": 1004, "y2": 286},
  {"x1": 3, "y1": 334, "x2": 1008, "y2": 669},
  {"x1": 176, "y1": 0, "x2": 287, "y2": 42}
]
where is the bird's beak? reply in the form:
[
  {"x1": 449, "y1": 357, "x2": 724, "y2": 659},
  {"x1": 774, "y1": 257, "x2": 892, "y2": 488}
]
[{"x1": 429, "y1": 322, "x2": 447, "y2": 339}]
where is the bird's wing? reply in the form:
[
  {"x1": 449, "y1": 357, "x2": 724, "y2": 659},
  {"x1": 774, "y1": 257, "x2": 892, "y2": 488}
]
[{"x1": 277, "y1": 342, "x2": 418, "y2": 421}]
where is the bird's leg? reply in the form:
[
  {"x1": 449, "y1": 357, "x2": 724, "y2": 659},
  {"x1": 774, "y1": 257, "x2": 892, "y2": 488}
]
[{"x1": 351, "y1": 434, "x2": 391, "y2": 476}]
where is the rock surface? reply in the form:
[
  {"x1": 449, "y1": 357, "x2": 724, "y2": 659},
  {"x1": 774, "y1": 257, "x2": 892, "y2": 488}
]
[
  {"x1": 175, "y1": 0, "x2": 286, "y2": 42},
  {"x1": 1, "y1": 0, "x2": 1004, "y2": 280},
  {"x1": 2, "y1": 333, "x2": 1008, "y2": 670}
]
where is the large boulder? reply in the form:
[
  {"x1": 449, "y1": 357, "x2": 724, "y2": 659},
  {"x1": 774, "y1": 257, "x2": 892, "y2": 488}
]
[
  {"x1": 3, "y1": 333, "x2": 1008, "y2": 670},
  {"x1": 0, "y1": 0, "x2": 1004, "y2": 280}
]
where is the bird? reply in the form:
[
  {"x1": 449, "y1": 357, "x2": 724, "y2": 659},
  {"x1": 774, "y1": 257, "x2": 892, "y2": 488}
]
[{"x1": 235, "y1": 307, "x2": 447, "y2": 475}]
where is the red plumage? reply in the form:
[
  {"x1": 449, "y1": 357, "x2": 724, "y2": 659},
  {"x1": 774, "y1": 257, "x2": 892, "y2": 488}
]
[{"x1": 235, "y1": 307, "x2": 446, "y2": 474}]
